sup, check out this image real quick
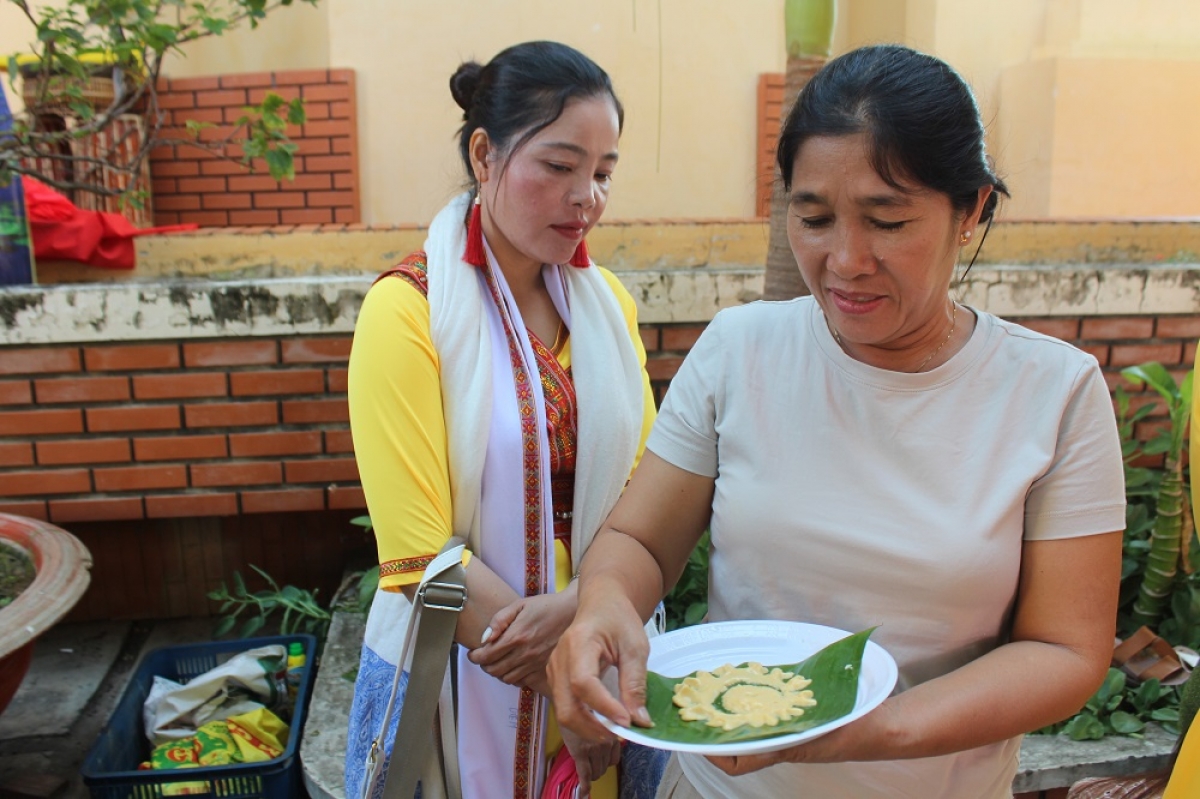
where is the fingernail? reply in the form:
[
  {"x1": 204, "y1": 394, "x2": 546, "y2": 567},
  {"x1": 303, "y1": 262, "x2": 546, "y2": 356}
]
[
  {"x1": 635, "y1": 707, "x2": 653, "y2": 727},
  {"x1": 480, "y1": 626, "x2": 492, "y2": 645}
]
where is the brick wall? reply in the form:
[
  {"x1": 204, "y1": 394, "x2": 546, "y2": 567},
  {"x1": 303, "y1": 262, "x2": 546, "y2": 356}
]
[
  {"x1": 0, "y1": 335, "x2": 361, "y2": 523},
  {"x1": 149, "y1": 69, "x2": 360, "y2": 227},
  {"x1": 641, "y1": 314, "x2": 1199, "y2": 462},
  {"x1": 756, "y1": 73, "x2": 784, "y2": 217},
  {"x1": 3, "y1": 314, "x2": 1192, "y2": 526},
  {"x1": 1, "y1": 313, "x2": 1194, "y2": 619}
]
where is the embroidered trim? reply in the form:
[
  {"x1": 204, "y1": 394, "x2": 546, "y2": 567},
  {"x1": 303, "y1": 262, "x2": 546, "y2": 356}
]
[
  {"x1": 375, "y1": 251, "x2": 429, "y2": 296},
  {"x1": 479, "y1": 264, "x2": 546, "y2": 799},
  {"x1": 379, "y1": 554, "x2": 435, "y2": 577}
]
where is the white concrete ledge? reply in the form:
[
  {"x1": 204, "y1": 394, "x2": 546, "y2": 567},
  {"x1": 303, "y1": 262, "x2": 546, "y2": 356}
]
[{"x1": 2, "y1": 264, "x2": 1198, "y2": 345}]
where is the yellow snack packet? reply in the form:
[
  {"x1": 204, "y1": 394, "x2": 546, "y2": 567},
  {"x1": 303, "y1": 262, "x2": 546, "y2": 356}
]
[
  {"x1": 141, "y1": 737, "x2": 208, "y2": 794},
  {"x1": 226, "y1": 707, "x2": 289, "y2": 763}
]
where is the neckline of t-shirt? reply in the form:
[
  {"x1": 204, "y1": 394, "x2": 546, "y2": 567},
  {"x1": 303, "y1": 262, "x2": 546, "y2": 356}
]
[{"x1": 808, "y1": 298, "x2": 992, "y2": 389}]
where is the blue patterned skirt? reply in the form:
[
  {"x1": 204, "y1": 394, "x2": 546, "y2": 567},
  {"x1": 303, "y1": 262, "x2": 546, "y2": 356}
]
[{"x1": 345, "y1": 644, "x2": 669, "y2": 799}]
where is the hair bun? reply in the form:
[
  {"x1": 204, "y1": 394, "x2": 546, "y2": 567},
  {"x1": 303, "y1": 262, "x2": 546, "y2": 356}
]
[{"x1": 450, "y1": 61, "x2": 483, "y2": 113}]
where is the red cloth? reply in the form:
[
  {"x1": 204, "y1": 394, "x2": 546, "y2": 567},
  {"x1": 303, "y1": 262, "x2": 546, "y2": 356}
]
[{"x1": 22, "y1": 177, "x2": 197, "y2": 269}]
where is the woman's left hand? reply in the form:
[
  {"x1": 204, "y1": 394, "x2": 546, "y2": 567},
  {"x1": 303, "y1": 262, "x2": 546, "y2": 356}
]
[{"x1": 468, "y1": 588, "x2": 577, "y2": 689}]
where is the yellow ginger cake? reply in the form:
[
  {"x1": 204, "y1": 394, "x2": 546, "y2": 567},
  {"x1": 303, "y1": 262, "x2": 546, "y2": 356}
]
[{"x1": 672, "y1": 662, "x2": 817, "y2": 731}]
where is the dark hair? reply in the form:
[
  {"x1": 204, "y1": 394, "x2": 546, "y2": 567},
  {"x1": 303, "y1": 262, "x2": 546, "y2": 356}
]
[
  {"x1": 776, "y1": 45, "x2": 1008, "y2": 226},
  {"x1": 450, "y1": 41, "x2": 623, "y2": 188}
]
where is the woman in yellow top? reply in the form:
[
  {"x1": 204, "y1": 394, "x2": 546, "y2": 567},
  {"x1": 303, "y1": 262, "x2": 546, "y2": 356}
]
[{"x1": 344, "y1": 41, "x2": 661, "y2": 799}]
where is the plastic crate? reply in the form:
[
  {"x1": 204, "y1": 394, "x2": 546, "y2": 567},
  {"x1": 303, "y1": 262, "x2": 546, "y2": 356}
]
[{"x1": 81, "y1": 634, "x2": 318, "y2": 799}]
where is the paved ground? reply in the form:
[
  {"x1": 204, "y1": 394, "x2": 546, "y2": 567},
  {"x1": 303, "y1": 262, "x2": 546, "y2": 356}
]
[{"x1": 0, "y1": 618, "x2": 218, "y2": 798}]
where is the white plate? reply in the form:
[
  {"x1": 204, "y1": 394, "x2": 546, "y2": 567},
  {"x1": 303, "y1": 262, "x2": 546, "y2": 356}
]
[{"x1": 597, "y1": 620, "x2": 898, "y2": 756}]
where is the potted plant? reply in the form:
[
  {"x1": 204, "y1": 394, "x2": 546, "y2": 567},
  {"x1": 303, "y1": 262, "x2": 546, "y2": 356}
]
[
  {"x1": 1, "y1": 0, "x2": 317, "y2": 223},
  {"x1": 0, "y1": 513, "x2": 93, "y2": 714}
]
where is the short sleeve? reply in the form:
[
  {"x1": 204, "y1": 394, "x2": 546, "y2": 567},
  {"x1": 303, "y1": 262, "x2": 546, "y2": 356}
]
[
  {"x1": 645, "y1": 313, "x2": 724, "y2": 478},
  {"x1": 348, "y1": 275, "x2": 454, "y2": 588},
  {"x1": 1024, "y1": 358, "x2": 1126, "y2": 540}
]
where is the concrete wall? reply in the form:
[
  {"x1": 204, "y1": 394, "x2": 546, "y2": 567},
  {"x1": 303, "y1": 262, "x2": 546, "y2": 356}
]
[
  {"x1": 831, "y1": 0, "x2": 1200, "y2": 220},
  {"x1": 3, "y1": 1, "x2": 1198, "y2": 224}
]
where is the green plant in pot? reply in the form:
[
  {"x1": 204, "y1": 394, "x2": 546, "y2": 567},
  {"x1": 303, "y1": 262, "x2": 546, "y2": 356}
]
[
  {"x1": 2, "y1": 0, "x2": 317, "y2": 202},
  {"x1": 0, "y1": 540, "x2": 35, "y2": 609}
]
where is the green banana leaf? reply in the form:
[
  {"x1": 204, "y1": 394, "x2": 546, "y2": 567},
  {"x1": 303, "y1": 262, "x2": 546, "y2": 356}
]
[{"x1": 636, "y1": 628, "x2": 874, "y2": 745}]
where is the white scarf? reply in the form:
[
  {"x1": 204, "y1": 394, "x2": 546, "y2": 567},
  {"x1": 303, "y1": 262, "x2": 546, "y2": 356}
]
[{"x1": 363, "y1": 192, "x2": 644, "y2": 799}]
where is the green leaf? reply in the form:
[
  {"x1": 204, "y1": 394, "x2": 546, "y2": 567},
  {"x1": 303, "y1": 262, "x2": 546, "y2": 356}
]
[
  {"x1": 683, "y1": 602, "x2": 708, "y2": 627},
  {"x1": 286, "y1": 97, "x2": 306, "y2": 126},
  {"x1": 356, "y1": 566, "x2": 380, "y2": 608},
  {"x1": 232, "y1": 571, "x2": 247, "y2": 597},
  {"x1": 1087, "y1": 669, "x2": 1126, "y2": 712},
  {"x1": 258, "y1": 92, "x2": 286, "y2": 115},
  {"x1": 1151, "y1": 707, "x2": 1180, "y2": 723},
  {"x1": 350, "y1": 515, "x2": 374, "y2": 530},
  {"x1": 637, "y1": 628, "x2": 873, "y2": 746},
  {"x1": 240, "y1": 615, "x2": 266, "y2": 638},
  {"x1": 1109, "y1": 711, "x2": 1145, "y2": 734},
  {"x1": 264, "y1": 147, "x2": 295, "y2": 181},
  {"x1": 1064, "y1": 713, "x2": 1106, "y2": 741},
  {"x1": 213, "y1": 615, "x2": 238, "y2": 637},
  {"x1": 1142, "y1": 438, "x2": 1171, "y2": 456},
  {"x1": 1122, "y1": 363, "x2": 1176, "y2": 398},
  {"x1": 1133, "y1": 678, "x2": 1164, "y2": 710},
  {"x1": 184, "y1": 119, "x2": 215, "y2": 134}
]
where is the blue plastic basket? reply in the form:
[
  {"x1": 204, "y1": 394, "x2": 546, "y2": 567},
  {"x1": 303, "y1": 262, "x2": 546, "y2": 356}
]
[{"x1": 81, "y1": 634, "x2": 317, "y2": 799}]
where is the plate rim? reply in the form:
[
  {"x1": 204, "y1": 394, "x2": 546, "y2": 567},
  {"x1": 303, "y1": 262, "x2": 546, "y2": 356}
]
[{"x1": 595, "y1": 619, "x2": 898, "y2": 756}]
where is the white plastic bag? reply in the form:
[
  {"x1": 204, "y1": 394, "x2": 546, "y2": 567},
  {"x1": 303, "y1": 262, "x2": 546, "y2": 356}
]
[{"x1": 142, "y1": 645, "x2": 287, "y2": 745}]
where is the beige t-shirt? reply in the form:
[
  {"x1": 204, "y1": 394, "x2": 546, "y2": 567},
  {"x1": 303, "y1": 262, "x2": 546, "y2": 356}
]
[{"x1": 647, "y1": 298, "x2": 1125, "y2": 799}]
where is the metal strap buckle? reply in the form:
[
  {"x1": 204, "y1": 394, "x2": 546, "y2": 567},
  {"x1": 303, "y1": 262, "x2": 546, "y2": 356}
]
[{"x1": 419, "y1": 580, "x2": 468, "y2": 612}]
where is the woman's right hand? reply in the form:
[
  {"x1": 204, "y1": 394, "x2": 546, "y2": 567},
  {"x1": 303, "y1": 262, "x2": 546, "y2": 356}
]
[
  {"x1": 548, "y1": 593, "x2": 654, "y2": 741},
  {"x1": 469, "y1": 589, "x2": 577, "y2": 692}
]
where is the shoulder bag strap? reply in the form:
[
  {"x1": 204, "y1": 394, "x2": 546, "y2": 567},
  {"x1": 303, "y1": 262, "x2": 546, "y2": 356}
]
[{"x1": 378, "y1": 536, "x2": 467, "y2": 799}]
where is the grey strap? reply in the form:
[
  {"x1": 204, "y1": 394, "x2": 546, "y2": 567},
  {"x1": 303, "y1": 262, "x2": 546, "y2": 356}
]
[
  {"x1": 379, "y1": 537, "x2": 467, "y2": 799},
  {"x1": 439, "y1": 666, "x2": 462, "y2": 799}
]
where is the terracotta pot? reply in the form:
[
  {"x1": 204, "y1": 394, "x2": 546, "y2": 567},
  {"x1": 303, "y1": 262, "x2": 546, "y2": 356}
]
[{"x1": 0, "y1": 514, "x2": 93, "y2": 714}]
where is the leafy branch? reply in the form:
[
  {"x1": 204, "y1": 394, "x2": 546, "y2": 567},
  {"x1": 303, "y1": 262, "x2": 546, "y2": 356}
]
[
  {"x1": 207, "y1": 563, "x2": 331, "y2": 642},
  {"x1": 1, "y1": 0, "x2": 317, "y2": 198},
  {"x1": 664, "y1": 530, "x2": 709, "y2": 631}
]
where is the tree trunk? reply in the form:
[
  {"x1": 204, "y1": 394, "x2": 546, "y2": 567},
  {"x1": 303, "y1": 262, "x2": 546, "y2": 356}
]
[
  {"x1": 763, "y1": 55, "x2": 825, "y2": 301},
  {"x1": 764, "y1": 0, "x2": 834, "y2": 301}
]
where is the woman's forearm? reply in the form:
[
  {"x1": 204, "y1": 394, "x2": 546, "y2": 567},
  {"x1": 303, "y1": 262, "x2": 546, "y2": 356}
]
[
  {"x1": 867, "y1": 639, "x2": 1109, "y2": 760},
  {"x1": 577, "y1": 528, "x2": 668, "y2": 623},
  {"x1": 402, "y1": 557, "x2": 521, "y2": 648}
]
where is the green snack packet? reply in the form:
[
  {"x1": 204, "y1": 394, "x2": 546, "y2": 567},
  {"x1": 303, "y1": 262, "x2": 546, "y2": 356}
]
[{"x1": 638, "y1": 628, "x2": 874, "y2": 746}]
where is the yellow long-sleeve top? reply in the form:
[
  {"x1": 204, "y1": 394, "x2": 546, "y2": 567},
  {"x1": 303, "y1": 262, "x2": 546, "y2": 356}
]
[{"x1": 348, "y1": 256, "x2": 656, "y2": 594}]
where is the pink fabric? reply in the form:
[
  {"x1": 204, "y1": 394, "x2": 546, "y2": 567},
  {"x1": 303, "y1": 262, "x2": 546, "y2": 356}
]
[{"x1": 540, "y1": 744, "x2": 580, "y2": 799}]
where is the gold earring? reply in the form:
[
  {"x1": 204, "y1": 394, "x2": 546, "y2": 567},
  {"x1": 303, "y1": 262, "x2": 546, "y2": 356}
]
[{"x1": 959, "y1": 230, "x2": 972, "y2": 245}]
